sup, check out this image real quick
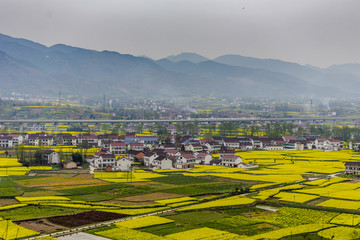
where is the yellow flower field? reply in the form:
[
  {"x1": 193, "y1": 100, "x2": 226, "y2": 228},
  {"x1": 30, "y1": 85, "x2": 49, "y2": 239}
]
[
  {"x1": 252, "y1": 184, "x2": 304, "y2": 200},
  {"x1": 330, "y1": 213, "x2": 360, "y2": 226},
  {"x1": 0, "y1": 204, "x2": 27, "y2": 211},
  {"x1": 115, "y1": 216, "x2": 174, "y2": 229},
  {"x1": 250, "y1": 183, "x2": 279, "y2": 190},
  {"x1": 0, "y1": 220, "x2": 39, "y2": 239},
  {"x1": 295, "y1": 181, "x2": 360, "y2": 200},
  {"x1": 154, "y1": 169, "x2": 187, "y2": 173},
  {"x1": 178, "y1": 196, "x2": 255, "y2": 212},
  {"x1": 304, "y1": 177, "x2": 349, "y2": 186},
  {"x1": 168, "y1": 201, "x2": 198, "y2": 208},
  {"x1": 318, "y1": 199, "x2": 360, "y2": 210},
  {"x1": 188, "y1": 165, "x2": 244, "y2": 173},
  {"x1": 155, "y1": 196, "x2": 198, "y2": 205},
  {"x1": 166, "y1": 227, "x2": 240, "y2": 240},
  {"x1": 28, "y1": 166, "x2": 53, "y2": 171},
  {"x1": 0, "y1": 158, "x2": 23, "y2": 167},
  {"x1": 273, "y1": 192, "x2": 319, "y2": 203},
  {"x1": 317, "y1": 226, "x2": 360, "y2": 240},
  {"x1": 16, "y1": 196, "x2": 70, "y2": 202},
  {"x1": 244, "y1": 161, "x2": 344, "y2": 175}
]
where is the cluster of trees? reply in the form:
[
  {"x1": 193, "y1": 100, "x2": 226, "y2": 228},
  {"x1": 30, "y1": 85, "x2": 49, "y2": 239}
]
[
  {"x1": 201, "y1": 121, "x2": 360, "y2": 141},
  {"x1": 15, "y1": 145, "x2": 86, "y2": 167}
]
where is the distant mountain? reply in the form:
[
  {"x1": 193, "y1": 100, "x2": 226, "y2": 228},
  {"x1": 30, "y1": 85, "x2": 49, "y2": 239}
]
[
  {"x1": 214, "y1": 54, "x2": 323, "y2": 80},
  {"x1": 156, "y1": 59, "x2": 349, "y2": 98},
  {"x1": 166, "y1": 52, "x2": 209, "y2": 63},
  {"x1": 0, "y1": 50, "x2": 59, "y2": 95},
  {"x1": 214, "y1": 54, "x2": 360, "y2": 97},
  {"x1": 326, "y1": 63, "x2": 360, "y2": 78},
  {"x1": 0, "y1": 33, "x2": 359, "y2": 98}
]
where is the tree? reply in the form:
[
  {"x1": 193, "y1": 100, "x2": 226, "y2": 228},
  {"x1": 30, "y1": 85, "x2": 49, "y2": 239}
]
[
  {"x1": 34, "y1": 150, "x2": 44, "y2": 165},
  {"x1": 72, "y1": 152, "x2": 83, "y2": 165},
  {"x1": 135, "y1": 123, "x2": 143, "y2": 134}
]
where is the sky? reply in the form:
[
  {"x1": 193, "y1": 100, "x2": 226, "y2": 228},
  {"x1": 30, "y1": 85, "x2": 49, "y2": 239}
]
[{"x1": 0, "y1": 0, "x2": 359, "y2": 67}]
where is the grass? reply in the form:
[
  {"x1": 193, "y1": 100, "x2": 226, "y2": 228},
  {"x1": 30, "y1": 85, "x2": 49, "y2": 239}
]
[
  {"x1": 0, "y1": 187, "x2": 24, "y2": 197},
  {"x1": 0, "y1": 176, "x2": 24, "y2": 197},
  {"x1": 0, "y1": 176, "x2": 18, "y2": 188}
]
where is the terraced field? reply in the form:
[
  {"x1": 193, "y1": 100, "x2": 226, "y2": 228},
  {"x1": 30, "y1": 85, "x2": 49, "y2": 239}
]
[{"x1": 2, "y1": 150, "x2": 360, "y2": 239}]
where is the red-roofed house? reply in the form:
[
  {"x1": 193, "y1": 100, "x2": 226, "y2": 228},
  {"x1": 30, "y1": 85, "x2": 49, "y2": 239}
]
[
  {"x1": 128, "y1": 143, "x2": 144, "y2": 151},
  {"x1": 184, "y1": 143, "x2": 203, "y2": 152},
  {"x1": 176, "y1": 154, "x2": 196, "y2": 169},
  {"x1": 282, "y1": 136, "x2": 296, "y2": 142},
  {"x1": 110, "y1": 142, "x2": 126, "y2": 154}
]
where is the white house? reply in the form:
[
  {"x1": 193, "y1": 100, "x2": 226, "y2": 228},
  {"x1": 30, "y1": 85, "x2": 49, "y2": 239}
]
[
  {"x1": 114, "y1": 157, "x2": 133, "y2": 171},
  {"x1": 251, "y1": 138, "x2": 263, "y2": 149},
  {"x1": 90, "y1": 154, "x2": 116, "y2": 169},
  {"x1": 264, "y1": 145, "x2": 284, "y2": 151},
  {"x1": 153, "y1": 156, "x2": 173, "y2": 170},
  {"x1": 164, "y1": 149, "x2": 181, "y2": 157},
  {"x1": 7, "y1": 134, "x2": 24, "y2": 146},
  {"x1": 28, "y1": 135, "x2": 54, "y2": 146},
  {"x1": 204, "y1": 142, "x2": 221, "y2": 152},
  {"x1": 328, "y1": 139, "x2": 341, "y2": 151},
  {"x1": 223, "y1": 139, "x2": 240, "y2": 149},
  {"x1": 43, "y1": 150, "x2": 61, "y2": 164},
  {"x1": 110, "y1": 142, "x2": 127, "y2": 154},
  {"x1": 220, "y1": 154, "x2": 242, "y2": 167},
  {"x1": 176, "y1": 154, "x2": 196, "y2": 169},
  {"x1": 239, "y1": 143, "x2": 254, "y2": 151},
  {"x1": 315, "y1": 138, "x2": 330, "y2": 150},
  {"x1": 194, "y1": 152, "x2": 213, "y2": 165},
  {"x1": 184, "y1": 143, "x2": 203, "y2": 152},
  {"x1": 143, "y1": 152, "x2": 158, "y2": 167},
  {"x1": 0, "y1": 136, "x2": 13, "y2": 148},
  {"x1": 128, "y1": 143, "x2": 144, "y2": 151}
]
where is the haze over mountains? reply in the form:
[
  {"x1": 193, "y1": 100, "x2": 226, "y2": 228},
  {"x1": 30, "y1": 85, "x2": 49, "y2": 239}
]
[{"x1": 0, "y1": 33, "x2": 360, "y2": 98}]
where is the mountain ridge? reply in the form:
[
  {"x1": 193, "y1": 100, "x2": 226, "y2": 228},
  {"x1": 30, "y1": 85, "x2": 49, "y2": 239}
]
[{"x1": 0, "y1": 33, "x2": 359, "y2": 98}]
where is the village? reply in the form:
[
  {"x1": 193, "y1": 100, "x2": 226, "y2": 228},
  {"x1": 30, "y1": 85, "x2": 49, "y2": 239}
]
[{"x1": 0, "y1": 128, "x2": 351, "y2": 173}]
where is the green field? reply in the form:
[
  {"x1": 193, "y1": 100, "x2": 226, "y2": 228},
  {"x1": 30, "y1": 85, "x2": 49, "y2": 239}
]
[{"x1": 2, "y1": 150, "x2": 360, "y2": 239}]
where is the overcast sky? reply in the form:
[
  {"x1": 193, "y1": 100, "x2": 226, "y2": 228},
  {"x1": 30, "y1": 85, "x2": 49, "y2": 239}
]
[{"x1": 0, "y1": 0, "x2": 359, "y2": 67}]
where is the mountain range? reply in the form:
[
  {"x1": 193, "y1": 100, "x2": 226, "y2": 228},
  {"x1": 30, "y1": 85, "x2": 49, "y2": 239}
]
[{"x1": 0, "y1": 33, "x2": 360, "y2": 98}]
